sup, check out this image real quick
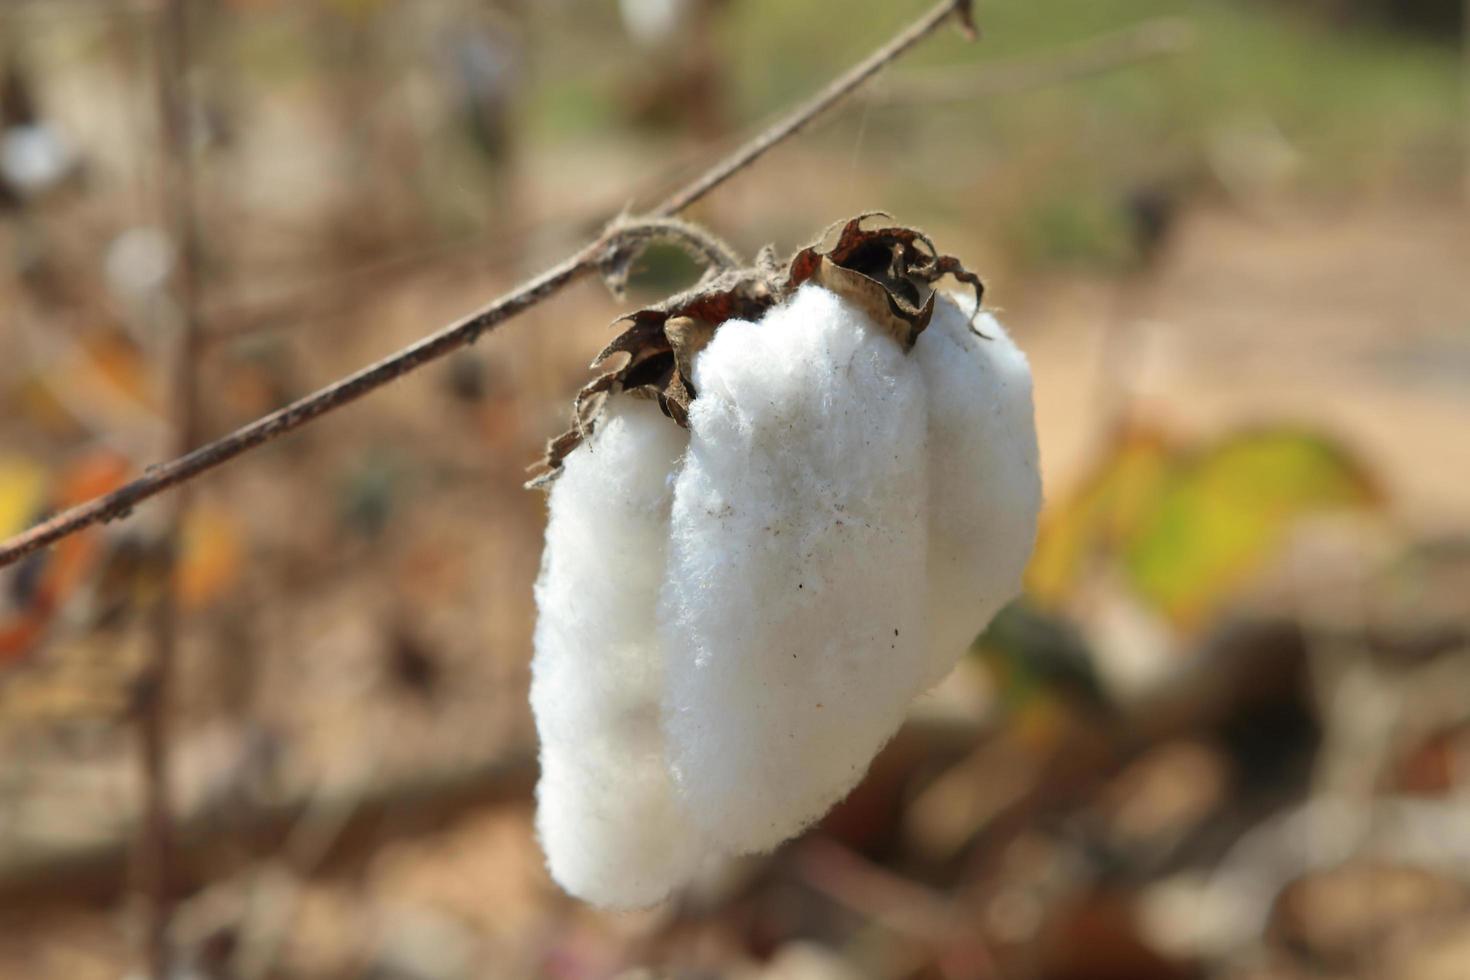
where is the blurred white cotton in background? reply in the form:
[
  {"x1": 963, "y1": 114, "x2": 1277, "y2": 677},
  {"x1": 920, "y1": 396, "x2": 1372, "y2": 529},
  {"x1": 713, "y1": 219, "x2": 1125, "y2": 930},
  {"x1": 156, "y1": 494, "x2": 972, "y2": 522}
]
[
  {"x1": 0, "y1": 123, "x2": 74, "y2": 196},
  {"x1": 105, "y1": 226, "x2": 176, "y2": 301},
  {"x1": 618, "y1": 0, "x2": 688, "y2": 46}
]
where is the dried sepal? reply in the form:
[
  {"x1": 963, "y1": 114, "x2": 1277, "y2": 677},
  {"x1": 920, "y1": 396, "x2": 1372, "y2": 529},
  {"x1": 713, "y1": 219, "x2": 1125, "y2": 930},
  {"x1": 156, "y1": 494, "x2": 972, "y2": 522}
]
[
  {"x1": 665, "y1": 317, "x2": 716, "y2": 382},
  {"x1": 784, "y1": 214, "x2": 984, "y2": 349},
  {"x1": 526, "y1": 427, "x2": 587, "y2": 490},
  {"x1": 527, "y1": 268, "x2": 776, "y2": 484},
  {"x1": 529, "y1": 214, "x2": 986, "y2": 487}
]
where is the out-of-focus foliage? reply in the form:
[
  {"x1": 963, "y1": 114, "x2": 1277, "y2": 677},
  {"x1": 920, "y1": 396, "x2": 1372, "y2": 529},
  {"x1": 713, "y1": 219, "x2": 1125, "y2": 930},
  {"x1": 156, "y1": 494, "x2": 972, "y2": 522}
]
[
  {"x1": 1030, "y1": 426, "x2": 1381, "y2": 626},
  {"x1": 175, "y1": 504, "x2": 243, "y2": 609},
  {"x1": 0, "y1": 451, "x2": 129, "y2": 661},
  {"x1": 1125, "y1": 429, "x2": 1381, "y2": 624},
  {"x1": 0, "y1": 451, "x2": 242, "y2": 662},
  {"x1": 716, "y1": 0, "x2": 1463, "y2": 265},
  {"x1": 1029, "y1": 427, "x2": 1173, "y2": 604},
  {"x1": 0, "y1": 455, "x2": 47, "y2": 539}
]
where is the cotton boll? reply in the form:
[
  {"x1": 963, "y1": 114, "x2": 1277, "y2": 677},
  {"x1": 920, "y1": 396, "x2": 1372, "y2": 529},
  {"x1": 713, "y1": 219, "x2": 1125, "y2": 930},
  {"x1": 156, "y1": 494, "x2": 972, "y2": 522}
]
[
  {"x1": 660, "y1": 284, "x2": 930, "y2": 854},
  {"x1": 912, "y1": 294, "x2": 1041, "y2": 690},
  {"x1": 618, "y1": 0, "x2": 688, "y2": 46},
  {"x1": 530, "y1": 397, "x2": 705, "y2": 908}
]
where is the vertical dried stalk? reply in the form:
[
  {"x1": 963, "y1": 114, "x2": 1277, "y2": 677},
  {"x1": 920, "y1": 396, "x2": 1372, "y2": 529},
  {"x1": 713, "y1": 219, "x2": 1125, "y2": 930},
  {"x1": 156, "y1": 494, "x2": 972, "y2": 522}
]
[
  {"x1": 138, "y1": 0, "x2": 204, "y2": 974},
  {"x1": 1463, "y1": 0, "x2": 1470, "y2": 204}
]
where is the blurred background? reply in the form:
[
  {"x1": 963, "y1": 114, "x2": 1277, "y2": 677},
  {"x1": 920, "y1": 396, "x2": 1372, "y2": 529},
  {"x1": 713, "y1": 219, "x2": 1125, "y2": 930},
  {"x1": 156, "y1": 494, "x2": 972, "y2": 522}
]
[{"x1": 0, "y1": 0, "x2": 1468, "y2": 977}]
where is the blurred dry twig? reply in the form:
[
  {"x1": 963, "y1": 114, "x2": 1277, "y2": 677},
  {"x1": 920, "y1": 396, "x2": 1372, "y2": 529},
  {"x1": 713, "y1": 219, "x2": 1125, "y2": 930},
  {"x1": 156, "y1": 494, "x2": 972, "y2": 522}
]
[
  {"x1": 0, "y1": 0, "x2": 977, "y2": 571},
  {"x1": 0, "y1": 749, "x2": 537, "y2": 908},
  {"x1": 136, "y1": 0, "x2": 205, "y2": 974}
]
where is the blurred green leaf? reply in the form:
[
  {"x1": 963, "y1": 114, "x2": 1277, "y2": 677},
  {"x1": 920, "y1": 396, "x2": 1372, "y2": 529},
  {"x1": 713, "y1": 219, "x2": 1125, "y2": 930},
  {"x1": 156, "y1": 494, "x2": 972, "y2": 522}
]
[
  {"x1": 1027, "y1": 426, "x2": 1174, "y2": 605},
  {"x1": 976, "y1": 599, "x2": 1108, "y2": 718},
  {"x1": 1123, "y1": 429, "x2": 1381, "y2": 625},
  {"x1": 1030, "y1": 426, "x2": 1381, "y2": 627}
]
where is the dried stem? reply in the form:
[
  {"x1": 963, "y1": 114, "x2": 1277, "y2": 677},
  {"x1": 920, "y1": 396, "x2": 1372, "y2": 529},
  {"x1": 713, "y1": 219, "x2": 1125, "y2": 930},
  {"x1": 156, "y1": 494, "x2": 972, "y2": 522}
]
[
  {"x1": 0, "y1": 0, "x2": 975, "y2": 570},
  {"x1": 652, "y1": 0, "x2": 974, "y2": 218},
  {"x1": 137, "y1": 0, "x2": 202, "y2": 974},
  {"x1": 597, "y1": 215, "x2": 744, "y2": 298},
  {"x1": 865, "y1": 16, "x2": 1193, "y2": 106}
]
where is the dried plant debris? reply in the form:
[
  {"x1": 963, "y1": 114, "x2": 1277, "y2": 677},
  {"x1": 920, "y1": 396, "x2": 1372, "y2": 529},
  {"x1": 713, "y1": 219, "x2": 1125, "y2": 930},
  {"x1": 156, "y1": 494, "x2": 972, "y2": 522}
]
[{"x1": 528, "y1": 214, "x2": 986, "y2": 487}]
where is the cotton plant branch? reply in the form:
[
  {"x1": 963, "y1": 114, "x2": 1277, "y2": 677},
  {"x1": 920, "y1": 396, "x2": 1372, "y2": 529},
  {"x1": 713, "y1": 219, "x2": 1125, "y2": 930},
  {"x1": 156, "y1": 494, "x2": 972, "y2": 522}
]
[
  {"x1": 596, "y1": 215, "x2": 745, "y2": 299},
  {"x1": 200, "y1": 136, "x2": 737, "y2": 347},
  {"x1": 0, "y1": 0, "x2": 976, "y2": 571},
  {"x1": 865, "y1": 16, "x2": 1194, "y2": 106}
]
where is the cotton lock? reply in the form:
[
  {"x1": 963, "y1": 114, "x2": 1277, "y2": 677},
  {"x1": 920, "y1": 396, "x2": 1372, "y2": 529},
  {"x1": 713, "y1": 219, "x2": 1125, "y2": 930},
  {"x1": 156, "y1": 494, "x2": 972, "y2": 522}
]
[
  {"x1": 660, "y1": 284, "x2": 931, "y2": 855},
  {"x1": 529, "y1": 221, "x2": 1041, "y2": 908},
  {"x1": 530, "y1": 398, "x2": 705, "y2": 907}
]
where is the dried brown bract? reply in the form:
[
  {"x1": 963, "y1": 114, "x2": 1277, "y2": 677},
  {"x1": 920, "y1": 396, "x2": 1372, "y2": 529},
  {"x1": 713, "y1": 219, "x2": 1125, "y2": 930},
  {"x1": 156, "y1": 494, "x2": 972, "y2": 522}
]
[{"x1": 529, "y1": 214, "x2": 985, "y2": 486}]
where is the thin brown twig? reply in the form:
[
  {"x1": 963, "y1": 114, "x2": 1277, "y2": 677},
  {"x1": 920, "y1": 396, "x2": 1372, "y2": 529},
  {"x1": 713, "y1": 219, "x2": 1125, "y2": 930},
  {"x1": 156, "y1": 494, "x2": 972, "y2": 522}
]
[
  {"x1": 0, "y1": 0, "x2": 975, "y2": 571},
  {"x1": 136, "y1": 0, "x2": 203, "y2": 974},
  {"x1": 866, "y1": 16, "x2": 1195, "y2": 106},
  {"x1": 199, "y1": 115, "x2": 735, "y2": 348},
  {"x1": 653, "y1": 0, "x2": 974, "y2": 217},
  {"x1": 198, "y1": 67, "x2": 866, "y2": 350}
]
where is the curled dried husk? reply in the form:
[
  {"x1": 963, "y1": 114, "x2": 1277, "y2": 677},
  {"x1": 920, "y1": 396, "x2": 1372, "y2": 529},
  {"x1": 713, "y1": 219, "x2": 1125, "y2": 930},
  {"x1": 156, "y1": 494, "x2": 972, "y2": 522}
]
[{"x1": 527, "y1": 214, "x2": 984, "y2": 487}]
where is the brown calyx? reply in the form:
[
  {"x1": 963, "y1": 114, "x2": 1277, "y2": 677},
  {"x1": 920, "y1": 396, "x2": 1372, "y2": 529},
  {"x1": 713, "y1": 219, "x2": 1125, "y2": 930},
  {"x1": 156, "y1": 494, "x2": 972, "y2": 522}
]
[{"x1": 527, "y1": 214, "x2": 984, "y2": 488}]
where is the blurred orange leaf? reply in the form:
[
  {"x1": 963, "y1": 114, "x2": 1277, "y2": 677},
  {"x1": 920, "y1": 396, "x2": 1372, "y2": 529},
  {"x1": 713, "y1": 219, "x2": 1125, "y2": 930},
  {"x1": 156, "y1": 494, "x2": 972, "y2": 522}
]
[
  {"x1": 81, "y1": 331, "x2": 157, "y2": 410},
  {"x1": 56, "y1": 450, "x2": 132, "y2": 507},
  {"x1": 176, "y1": 504, "x2": 243, "y2": 609}
]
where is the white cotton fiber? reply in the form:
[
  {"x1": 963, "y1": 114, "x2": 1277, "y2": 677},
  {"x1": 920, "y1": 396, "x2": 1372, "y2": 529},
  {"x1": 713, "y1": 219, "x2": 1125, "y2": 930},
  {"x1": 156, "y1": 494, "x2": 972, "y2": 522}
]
[
  {"x1": 912, "y1": 294, "x2": 1042, "y2": 689},
  {"x1": 530, "y1": 398, "x2": 706, "y2": 908},
  {"x1": 618, "y1": 0, "x2": 687, "y2": 46},
  {"x1": 659, "y1": 284, "x2": 930, "y2": 855}
]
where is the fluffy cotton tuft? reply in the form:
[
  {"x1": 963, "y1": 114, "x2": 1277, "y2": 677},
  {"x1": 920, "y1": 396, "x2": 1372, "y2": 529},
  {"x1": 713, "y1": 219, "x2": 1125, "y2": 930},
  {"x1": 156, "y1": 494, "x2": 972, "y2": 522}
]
[
  {"x1": 912, "y1": 294, "x2": 1042, "y2": 689},
  {"x1": 530, "y1": 398, "x2": 705, "y2": 908},
  {"x1": 659, "y1": 284, "x2": 930, "y2": 854},
  {"x1": 530, "y1": 273, "x2": 1042, "y2": 906}
]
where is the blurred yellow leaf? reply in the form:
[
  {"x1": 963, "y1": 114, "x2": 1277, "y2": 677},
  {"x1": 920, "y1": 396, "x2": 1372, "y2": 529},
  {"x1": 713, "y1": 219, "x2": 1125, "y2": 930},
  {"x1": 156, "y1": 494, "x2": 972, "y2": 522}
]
[
  {"x1": 0, "y1": 455, "x2": 48, "y2": 537},
  {"x1": 82, "y1": 331, "x2": 157, "y2": 409},
  {"x1": 1029, "y1": 425, "x2": 1380, "y2": 628},
  {"x1": 176, "y1": 505, "x2": 243, "y2": 609},
  {"x1": 1026, "y1": 427, "x2": 1174, "y2": 605},
  {"x1": 1123, "y1": 429, "x2": 1380, "y2": 626},
  {"x1": 0, "y1": 451, "x2": 132, "y2": 665}
]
